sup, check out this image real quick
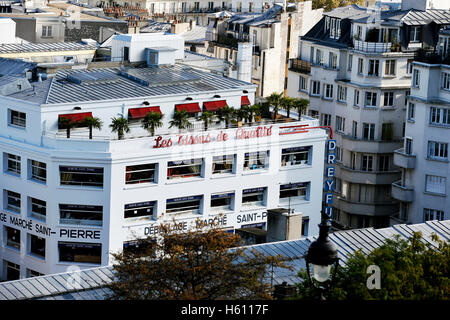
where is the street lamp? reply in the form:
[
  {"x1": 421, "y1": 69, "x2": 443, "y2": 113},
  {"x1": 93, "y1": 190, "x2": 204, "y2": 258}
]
[{"x1": 305, "y1": 211, "x2": 339, "y2": 300}]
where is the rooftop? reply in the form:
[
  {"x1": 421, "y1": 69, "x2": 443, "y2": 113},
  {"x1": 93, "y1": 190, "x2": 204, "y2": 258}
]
[
  {"x1": 0, "y1": 41, "x2": 97, "y2": 54},
  {"x1": 5, "y1": 64, "x2": 254, "y2": 105},
  {"x1": 0, "y1": 220, "x2": 447, "y2": 300}
]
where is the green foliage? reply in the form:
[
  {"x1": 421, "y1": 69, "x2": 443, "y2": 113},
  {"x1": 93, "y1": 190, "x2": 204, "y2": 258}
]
[
  {"x1": 198, "y1": 111, "x2": 216, "y2": 131},
  {"x1": 266, "y1": 92, "x2": 283, "y2": 121},
  {"x1": 83, "y1": 116, "x2": 103, "y2": 140},
  {"x1": 142, "y1": 112, "x2": 164, "y2": 136},
  {"x1": 107, "y1": 221, "x2": 291, "y2": 300},
  {"x1": 295, "y1": 232, "x2": 450, "y2": 300},
  {"x1": 312, "y1": 0, "x2": 363, "y2": 12},
  {"x1": 216, "y1": 105, "x2": 235, "y2": 128},
  {"x1": 169, "y1": 110, "x2": 192, "y2": 133},
  {"x1": 110, "y1": 114, "x2": 130, "y2": 140}
]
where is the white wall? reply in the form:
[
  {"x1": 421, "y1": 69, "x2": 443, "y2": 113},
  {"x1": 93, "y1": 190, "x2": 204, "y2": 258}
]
[{"x1": 0, "y1": 19, "x2": 16, "y2": 44}]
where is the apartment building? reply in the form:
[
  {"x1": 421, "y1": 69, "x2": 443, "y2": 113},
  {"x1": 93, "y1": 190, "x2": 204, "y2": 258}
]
[
  {"x1": 392, "y1": 27, "x2": 450, "y2": 224},
  {"x1": 287, "y1": 1, "x2": 450, "y2": 229}
]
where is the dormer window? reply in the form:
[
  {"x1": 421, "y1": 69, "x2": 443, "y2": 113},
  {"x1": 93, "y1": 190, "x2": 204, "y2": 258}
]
[
  {"x1": 329, "y1": 18, "x2": 341, "y2": 39},
  {"x1": 410, "y1": 26, "x2": 421, "y2": 43}
]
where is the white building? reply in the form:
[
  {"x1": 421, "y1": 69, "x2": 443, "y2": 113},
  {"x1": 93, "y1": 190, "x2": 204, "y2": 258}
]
[
  {"x1": 0, "y1": 38, "x2": 327, "y2": 280},
  {"x1": 287, "y1": 2, "x2": 450, "y2": 229},
  {"x1": 392, "y1": 27, "x2": 450, "y2": 224}
]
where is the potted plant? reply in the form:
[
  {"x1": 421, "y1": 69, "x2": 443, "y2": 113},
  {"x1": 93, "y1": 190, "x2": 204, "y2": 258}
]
[
  {"x1": 216, "y1": 105, "x2": 235, "y2": 129},
  {"x1": 83, "y1": 116, "x2": 103, "y2": 140},
  {"x1": 266, "y1": 92, "x2": 283, "y2": 122},
  {"x1": 58, "y1": 116, "x2": 77, "y2": 139},
  {"x1": 198, "y1": 111, "x2": 215, "y2": 131},
  {"x1": 169, "y1": 110, "x2": 192, "y2": 133},
  {"x1": 141, "y1": 111, "x2": 164, "y2": 136},
  {"x1": 110, "y1": 114, "x2": 130, "y2": 140}
]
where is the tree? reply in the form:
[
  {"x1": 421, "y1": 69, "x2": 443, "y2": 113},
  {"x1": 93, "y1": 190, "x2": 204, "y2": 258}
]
[
  {"x1": 234, "y1": 107, "x2": 248, "y2": 124},
  {"x1": 198, "y1": 111, "x2": 215, "y2": 131},
  {"x1": 292, "y1": 98, "x2": 309, "y2": 120},
  {"x1": 58, "y1": 117, "x2": 77, "y2": 139},
  {"x1": 110, "y1": 114, "x2": 130, "y2": 140},
  {"x1": 266, "y1": 92, "x2": 283, "y2": 121},
  {"x1": 169, "y1": 110, "x2": 192, "y2": 133},
  {"x1": 280, "y1": 96, "x2": 295, "y2": 119},
  {"x1": 216, "y1": 105, "x2": 235, "y2": 129},
  {"x1": 294, "y1": 232, "x2": 450, "y2": 300},
  {"x1": 141, "y1": 111, "x2": 164, "y2": 136},
  {"x1": 312, "y1": 0, "x2": 363, "y2": 12},
  {"x1": 107, "y1": 221, "x2": 291, "y2": 300},
  {"x1": 247, "y1": 104, "x2": 262, "y2": 123},
  {"x1": 83, "y1": 116, "x2": 103, "y2": 140}
]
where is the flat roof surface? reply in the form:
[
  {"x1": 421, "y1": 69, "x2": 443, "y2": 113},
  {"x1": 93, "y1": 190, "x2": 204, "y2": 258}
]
[
  {"x1": 0, "y1": 42, "x2": 97, "y2": 54},
  {"x1": 0, "y1": 220, "x2": 447, "y2": 300}
]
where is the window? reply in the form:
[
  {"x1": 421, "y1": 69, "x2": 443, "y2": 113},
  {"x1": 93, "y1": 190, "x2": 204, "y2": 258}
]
[
  {"x1": 381, "y1": 123, "x2": 393, "y2": 141},
  {"x1": 413, "y1": 69, "x2": 420, "y2": 87},
  {"x1": 41, "y1": 25, "x2": 52, "y2": 37},
  {"x1": 5, "y1": 190, "x2": 20, "y2": 213},
  {"x1": 324, "y1": 84, "x2": 333, "y2": 99},
  {"x1": 337, "y1": 85, "x2": 347, "y2": 102},
  {"x1": 308, "y1": 110, "x2": 319, "y2": 119},
  {"x1": 310, "y1": 46, "x2": 314, "y2": 63},
  {"x1": 363, "y1": 123, "x2": 375, "y2": 140},
  {"x1": 27, "y1": 269, "x2": 44, "y2": 277},
  {"x1": 378, "y1": 155, "x2": 390, "y2": 171},
  {"x1": 409, "y1": 26, "x2": 421, "y2": 42},
  {"x1": 281, "y1": 146, "x2": 311, "y2": 166},
  {"x1": 211, "y1": 192, "x2": 234, "y2": 211},
  {"x1": 350, "y1": 152, "x2": 357, "y2": 170},
  {"x1": 404, "y1": 90, "x2": 410, "y2": 107},
  {"x1": 5, "y1": 261, "x2": 20, "y2": 281},
  {"x1": 5, "y1": 153, "x2": 21, "y2": 176},
  {"x1": 321, "y1": 113, "x2": 331, "y2": 126},
  {"x1": 59, "y1": 204, "x2": 103, "y2": 226},
  {"x1": 347, "y1": 54, "x2": 353, "y2": 71},
  {"x1": 124, "y1": 201, "x2": 156, "y2": 220},
  {"x1": 336, "y1": 147, "x2": 343, "y2": 162},
  {"x1": 441, "y1": 72, "x2": 450, "y2": 91},
  {"x1": 405, "y1": 138, "x2": 413, "y2": 155},
  {"x1": 299, "y1": 76, "x2": 307, "y2": 91},
  {"x1": 28, "y1": 234, "x2": 45, "y2": 259},
  {"x1": 383, "y1": 92, "x2": 394, "y2": 107},
  {"x1": 9, "y1": 109, "x2": 26, "y2": 128},
  {"x1": 385, "y1": 60, "x2": 396, "y2": 75},
  {"x1": 357, "y1": 58, "x2": 364, "y2": 74},
  {"x1": 430, "y1": 107, "x2": 450, "y2": 125},
  {"x1": 368, "y1": 59, "x2": 379, "y2": 76},
  {"x1": 425, "y1": 175, "x2": 446, "y2": 194},
  {"x1": 328, "y1": 52, "x2": 337, "y2": 69},
  {"x1": 280, "y1": 182, "x2": 309, "y2": 202},
  {"x1": 311, "y1": 80, "x2": 320, "y2": 95},
  {"x1": 424, "y1": 208, "x2": 445, "y2": 221},
  {"x1": 315, "y1": 49, "x2": 323, "y2": 66},
  {"x1": 167, "y1": 159, "x2": 202, "y2": 179},
  {"x1": 336, "y1": 116, "x2": 345, "y2": 132},
  {"x1": 123, "y1": 240, "x2": 155, "y2": 256},
  {"x1": 407, "y1": 59, "x2": 414, "y2": 74},
  {"x1": 365, "y1": 92, "x2": 377, "y2": 107},
  {"x1": 242, "y1": 187, "x2": 265, "y2": 207},
  {"x1": 361, "y1": 155, "x2": 373, "y2": 171},
  {"x1": 29, "y1": 197, "x2": 46, "y2": 221},
  {"x1": 125, "y1": 163, "x2": 156, "y2": 184},
  {"x1": 428, "y1": 141, "x2": 448, "y2": 160},
  {"x1": 352, "y1": 121, "x2": 358, "y2": 138},
  {"x1": 212, "y1": 155, "x2": 235, "y2": 174},
  {"x1": 5, "y1": 226, "x2": 20, "y2": 250},
  {"x1": 166, "y1": 195, "x2": 202, "y2": 214},
  {"x1": 60, "y1": 166, "x2": 104, "y2": 188},
  {"x1": 29, "y1": 160, "x2": 46, "y2": 183},
  {"x1": 243, "y1": 151, "x2": 269, "y2": 171},
  {"x1": 354, "y1": 89, "x2": 360, "y2": 106},
  {"x1": 58, "y1": 242, "x2": 101, "y2": 264},
  {"x1": 407, "y1": 103, "x2": 415, "y2": 120}
]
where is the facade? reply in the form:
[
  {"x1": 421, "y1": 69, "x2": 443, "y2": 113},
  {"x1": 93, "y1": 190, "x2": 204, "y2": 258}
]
[
  {"x1": 287, "y1": 2, "x2": 450, "y2": 229},
  {"x1": 0, "y1": 41, "x2": 327, "y2": 279},
  {"x1": 392, "y1": 28, "x2": 450, "y2": 224},
  {"x1": 207, "y1": 2, "x2": 323, "y2": 97}
]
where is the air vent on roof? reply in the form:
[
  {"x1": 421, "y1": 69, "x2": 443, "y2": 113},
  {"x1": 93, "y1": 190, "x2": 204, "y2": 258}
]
[{"x1": 66, "y1": 71, "x2": 120, "y2": 85}]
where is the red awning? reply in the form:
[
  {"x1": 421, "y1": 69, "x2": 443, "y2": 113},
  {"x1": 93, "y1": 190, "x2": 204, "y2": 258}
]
[
  {"x1": 58, "y1": 112, "x2": 93, "y2": 123},
  {"x1": 241, "y1": 96, "x2": 251, "y2": 106},
  {"x1": 203, "y1": 100, "x2": 227, "y2": 111},
  {"x1": 175, "y1": 103, "x2": 201, "y2": 114},
  {"x1": 128, "y1": 106, "x2": 162, "y2": 119}
]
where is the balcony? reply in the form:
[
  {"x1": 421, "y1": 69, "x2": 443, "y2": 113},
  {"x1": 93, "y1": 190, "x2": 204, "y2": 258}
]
[
  {"x1": 341, "y1": 135, "x2": 402, "y2": 154},
  {"x1": 393, "y1": 148, "x2": 416, "y2": 169},
  {"x1": 391, "y1": 180, "x2": 415, "y2": 202},
  {"x1": 334, "y1": 197, "x2": 399, "y2": 216},
  {"x1": 289, "y1": 59, "x2": 311, "y2": 74},
  {"x1": 336, "y1": 164, "x2": 400, "y2": 185},
  {"x1": 352, "y1": 40, "x2": 393, "y2": 53}
]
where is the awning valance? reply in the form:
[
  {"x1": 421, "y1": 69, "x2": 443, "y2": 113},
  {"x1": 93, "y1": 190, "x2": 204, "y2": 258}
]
[
  {"x1": 58, "y1": 112, "x2": 93, "y2": 123},
  {"x1": 241, "y1": 96, "x2": 251, "y2": 106},
  {"x1": 175, "y1": 103, "x2": 201, "y2": 113}
]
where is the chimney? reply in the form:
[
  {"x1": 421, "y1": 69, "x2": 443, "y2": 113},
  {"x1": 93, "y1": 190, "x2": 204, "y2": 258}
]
[{"x1": 266, "y1": 208, "x2": 303, "y2": 242}]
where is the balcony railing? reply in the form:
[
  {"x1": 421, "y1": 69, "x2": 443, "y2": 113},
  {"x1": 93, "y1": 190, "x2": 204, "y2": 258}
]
[
  {"x1": 352, "y1": 40, "x2": 392, "y2": 53},
  {"x1": 289, "y1": 59, "x2": 311, "y2": 74},
  {"x1": 391, "y1": 180, "x2": 415, "y2": 202},
  {"x1": 393, "y1": 148, "x2": 416, "y2": 169}
]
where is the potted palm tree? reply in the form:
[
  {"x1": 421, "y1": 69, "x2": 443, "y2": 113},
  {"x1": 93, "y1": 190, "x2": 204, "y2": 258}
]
[
  {"x1": 266, "y1": 92, "x2": 283, "y2": 121},
  {"x1": 198, "y1": 111, "x2": 215, "y2": 131},
  {"x1": 280, "y1": 96, "x2": 295, "y2": 119},
  {"x1": 141, "y1": 111, "x2": 164, "y2": 136},
  {"x1": 83, "y1": 116, "x2": 103, "y2": 140},
  {"x1": 217, "y1": 105, "x2": 235, "y2": 129},
  {"x1": 293, "y1": 98, "x2": 309, "y2": 120},
  {"x1": 169, "y1": 110, "x2": 192, "y2": 133},
  {"x1": 110, "y1": 114, "x2": 130, "y2": 140},
  {"x1": 248, "y1": 104, "x2": 261, "y2": 123},
  {"x1": 234, "y1": 108, "x2": 248, "y2": 127},
  {"x1": 58, "y1": 117, "x2": 77, "y2": 139}
]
